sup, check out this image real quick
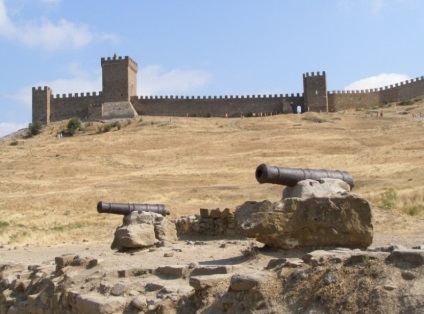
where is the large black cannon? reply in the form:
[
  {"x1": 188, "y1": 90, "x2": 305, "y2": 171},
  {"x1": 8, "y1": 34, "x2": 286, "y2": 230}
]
[
  {"x1": 255, "y1": 164, "x2": 355, "y2": 189},
  {"x1": 97, "y1": 201, "x2": 170, "y2": 216}
]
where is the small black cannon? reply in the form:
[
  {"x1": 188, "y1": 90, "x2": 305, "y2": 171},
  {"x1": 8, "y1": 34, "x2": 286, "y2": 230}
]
[
  {"x1": 255, "y1": 164, "x2": 355, "y2": 189},
  {"x1": 97, "y1": 201, "x2": 170, "y2": 216}
]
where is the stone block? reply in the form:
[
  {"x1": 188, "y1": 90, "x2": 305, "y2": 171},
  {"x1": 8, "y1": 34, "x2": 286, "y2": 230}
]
[
  {"x1": 230, "y1": 274, "x2": 260, "y2": 291},
  {"x1": 388, "y1": 250, "x2": 424, "y2": 266},
  {"x1": 190, "y1": 265, "x2": 233, "y2": 277},
  {"x1": 155, "y1": 265, "x2": 188, "y2": 278},
  {"x1": 189, "y1": 274, "x2": 231, "y2": 290},
  {"x1": 75, "y1": 293, "x2": 126, "y2": 314},
  {"x1": 199, "y1": 208, "x2": 210, "y2": 218}
]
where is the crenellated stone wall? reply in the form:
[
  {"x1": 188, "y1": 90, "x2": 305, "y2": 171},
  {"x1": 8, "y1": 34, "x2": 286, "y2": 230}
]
[{"x1": 31, "y1": 55, "x2": 424, "y2": 124}]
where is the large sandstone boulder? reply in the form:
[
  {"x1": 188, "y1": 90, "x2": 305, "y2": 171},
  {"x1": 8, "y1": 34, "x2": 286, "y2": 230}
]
[
  {"x1": 235, "y1": 179, "x2": 373, "y2": 249},
  {"x1": 111, "y1": 211, "x2": 178, "y2": 251}
]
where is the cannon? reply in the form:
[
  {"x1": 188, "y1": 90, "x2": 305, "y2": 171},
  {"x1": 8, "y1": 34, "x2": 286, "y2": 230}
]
[
  {"x1": 255, "y1": 164, "x2": 355, "y2": 189},
  {"x1": 97, "y1": 201, "x2": 170, "y2": 216}
]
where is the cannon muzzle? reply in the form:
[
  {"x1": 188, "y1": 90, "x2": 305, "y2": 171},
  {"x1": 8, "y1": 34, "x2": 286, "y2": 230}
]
[
  {"x1": 255, "y1": 164, "x2": 355, "y2": 189},
  {"x1": 97, "y1": 201, "x2": 170, "y2": 216}
]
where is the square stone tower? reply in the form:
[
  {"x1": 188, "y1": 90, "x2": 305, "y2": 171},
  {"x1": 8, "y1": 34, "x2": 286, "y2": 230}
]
[
  {"x1": 101, "y1": 55, "x2": 138, "y2": 102},
  {"x1": 32, "y1": 86, "x2": 52, "y2": 124},
  {"x1": 303, "y1": 72, "x2": 328, "y2": 112}
]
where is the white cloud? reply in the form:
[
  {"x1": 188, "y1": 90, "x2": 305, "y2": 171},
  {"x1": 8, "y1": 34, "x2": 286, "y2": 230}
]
[
  {"x1": 138, "y1": 65, "x2": 212, "y2": 96},
  {"x1": 0, "y1": 122, "x2": 27, "y2": 138},
  {"x1": 10, "y1": 63, "x2": 101, "y2": 109},
  {"x1": 0, "y1": 0, "x2": 116, "y2": 51},
  {"x1": 344, "y1": 73, "x2": 411, "y2": 90}
]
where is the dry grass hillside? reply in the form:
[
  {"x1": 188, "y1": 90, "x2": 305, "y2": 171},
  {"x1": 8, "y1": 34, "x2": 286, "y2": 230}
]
[{"x1": 0, "y1": 102, "x2": 423, "y2": 247}]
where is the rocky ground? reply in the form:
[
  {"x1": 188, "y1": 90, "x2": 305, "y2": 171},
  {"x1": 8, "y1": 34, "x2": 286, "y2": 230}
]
[{"x1": 1, "y1": 233, "x2": 423, "y2": 314}]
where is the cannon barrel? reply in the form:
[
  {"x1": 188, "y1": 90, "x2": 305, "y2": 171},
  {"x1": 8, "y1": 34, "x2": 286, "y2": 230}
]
[
  {"x1": 97, "y1": 201, "x2": 170, "y2": 216},
  {"x1": 255, "y1": 164, "x2": 355, "y2": 189}
]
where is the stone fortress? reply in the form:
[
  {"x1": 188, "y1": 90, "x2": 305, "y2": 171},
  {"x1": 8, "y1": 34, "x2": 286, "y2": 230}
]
[{"x1": 32, "y1": 54, "x2": 424, "y2": 124}]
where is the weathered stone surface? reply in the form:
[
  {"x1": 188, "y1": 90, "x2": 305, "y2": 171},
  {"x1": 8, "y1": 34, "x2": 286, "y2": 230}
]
[
  {"x1": 230, "y1": 274, "x2": 260, "y2": 291},
  {"x1": 131, "y1": 295, "x2": 147, "y2": 311},
  {"x1": 189, "y1": 274, "x2": 231, "y2": 290},
  {"x1": 75, "y1": 293, "x2": 126, "y2": 314},
  {"x1": 154, "y1": 215, "x2": 178, "y2": 244},
  {"x1": 111, "y1": 223, "x2": 157, "y2": 250},
  {"x1": 155, "y1": 265, "x2": 188, "y2": 278},
  {"x1": 388, "y1": 250, "x2": 424, "y2": 266},
  {"x1": 282, "y1": 178, "x2": 351, "y2": 199},
  {"x1": 190, "y1": 265, "x2": 233, "y2": 277},
  {"x1": 235, "y1": 183, "x2": 373, "y2": 249},
  {"x1": 111, "y1": 211, "x2": 177, "y2": 250},
  {"x1": 110, "y1": 283, "x2": 127, "y2": 296}
]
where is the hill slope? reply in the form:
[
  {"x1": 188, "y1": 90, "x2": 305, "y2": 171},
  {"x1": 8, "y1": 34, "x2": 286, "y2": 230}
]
[{"x1": 0, "y1": 103, "x2": 423, "y2": 247}]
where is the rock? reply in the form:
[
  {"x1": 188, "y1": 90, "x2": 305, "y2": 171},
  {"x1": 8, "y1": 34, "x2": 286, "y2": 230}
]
[
  {"x1": 282, "y1": 178, "x2": 351, "y2": 199},
  {"x1": 131, "y1": 295, "x2": 147, "y2": 311},
  {"x1": 110, "y1": 283, "x2": 127, "y2": 296},
  {"x1": 200, "y1": 208, "x2": 210, "y2": 218},
  {"x1": 230, "y1": 274, "x2": 260, "y2": 291},
  {"x1": 388, "y1": 250, "x2": 424, "y2": 266},
  {"x1": 189, "y1": 274, "x2": 231, "y2": 290},
  {"x1": 154, "y1": 215, "x2": 178, "y2": 244},
  {"x1": 190, "y1": 265, "x2": 233, "y2": 277},
  {"x1": 145, "y1": 282, "x2": 165, "y2": 292},
  {"x1": 55, "y1": 254, "x2": 75, "y2": 270},
  {"x1": 401, "y1": 271, "x2": 417, "y2": 280},
  {"x1": 371, "y1": 244, "x2": 406, "y2": 252},
  {"x1": 112, "y1": 223, "x2": 157, "y2": 251},
  {"x1": 323, "y1": 271, "x2": 338, "y2": 285},
  {"x1": 164, "y1": 252, "x2": 174, "y2": 257},
  {"x1": 235, "y1": 184, "x2": 373, "y2": 249},
  {"x1": 111, "y1": 211, "x2": 177, "y2": 250},
  {"x1": 74, "y1": 293, "x2": 126, "y2": 314},
  {"x1": 155, "y1": 265, "x2": 188, "y2": 278},
  {"x1": 384, "y1": 283, "x2": 397, "y2": 291},
  {"x1": 412, "y1": 245, "x2": 424, "y2": 250},
  {"x1": 266, "y1": 258, "x2": 287, "y2": 269}
]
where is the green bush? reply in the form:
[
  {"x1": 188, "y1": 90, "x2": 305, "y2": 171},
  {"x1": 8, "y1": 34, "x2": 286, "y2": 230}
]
[
  {"x1": 66, "y1": 118, "x2": 82, "y2": 136},
  {"x1": 380, "y1": 188, "x2": 397, "y2": 209},
  {"x1": 111, "y1": 121, "x2": 121, "y2": 130},
  {"x1": 27, "y1": 121, "x2": 42, "y2": 137},
  {"x1": 403, "y1": 205, "x2": 422, "y2": 216},
  {"x1": 103, "y1": 124, "x2": 112, "y2": 132}
]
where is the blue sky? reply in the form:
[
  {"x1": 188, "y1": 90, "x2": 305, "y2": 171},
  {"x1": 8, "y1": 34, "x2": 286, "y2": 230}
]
[{"x1": 1, "y1": 0, "x2": 423, "y2": 136}]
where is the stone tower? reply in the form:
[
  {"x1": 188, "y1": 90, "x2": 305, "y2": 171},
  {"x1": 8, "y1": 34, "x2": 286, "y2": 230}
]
[
  {"x1": 101, "y1": 55, "x2": 138, "y2": 102},
  {"x1": 303, "y1": 72, "x2": 328, "y2": 112},
  {"x1": 32, "y1": 86, "x2": 52, "y2": 124}
]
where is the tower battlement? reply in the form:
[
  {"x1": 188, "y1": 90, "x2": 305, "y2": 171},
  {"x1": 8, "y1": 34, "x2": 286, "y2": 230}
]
[{"x1": 101, "y1": 55, "x2": 138, "y2": 72}]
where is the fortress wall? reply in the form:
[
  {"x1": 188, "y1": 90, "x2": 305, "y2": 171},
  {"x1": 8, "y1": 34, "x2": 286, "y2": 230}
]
[
  {"x1": 328, "y1": 76, "x2": 424, "y2": 111},
  {"x1": 380, "y1": 77, "x2": 424, "y2": 103},
  {"x1": 328, "y1": 90, "x2": 381, "y2": 111},
  {"x1": 50, "y1": 93, "x2": 102, "y2": 122},
  {"x1": 132, "y1": 94, "x2": 303, "y2": 117}
]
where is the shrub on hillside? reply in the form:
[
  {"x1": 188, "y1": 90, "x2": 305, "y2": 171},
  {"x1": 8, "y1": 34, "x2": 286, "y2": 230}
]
[
  {"x1": 380, "y1": 188, "x2": 397, "y2": 209},
  {"x1": 302, "y1": 112, "x2": 328, "y2": 123},
  {"x1": 66, "y1": 118, "x2": 82, "y2": 136},
  {"x1": 27, "y1": 121, "x2": 43, "y2": 137}
]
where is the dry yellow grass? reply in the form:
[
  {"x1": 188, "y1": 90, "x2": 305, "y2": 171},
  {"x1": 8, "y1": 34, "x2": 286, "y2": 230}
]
[{"x1": 0, "y1": 102, "x2": 423, "y2": 246}]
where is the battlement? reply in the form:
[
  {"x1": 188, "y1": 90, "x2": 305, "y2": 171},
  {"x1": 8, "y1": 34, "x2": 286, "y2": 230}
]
[
  {"x1": 329, "y1": 75, "x2": 424, "y2": 95},
  {"x1": 52, "y1": 91, "x2": 102, "y2": 99},
  {"x1": 303, "y1": 71, "x2": 326, "y2": 78},
  {"x1": 138, "y1": 93, "x2": 302, "y2": 100},
  {"x1": 101, "y1": 55, "x2": 138, "y2": 71},
  {"x1": 32, "y1": 86, "x2": 51, "y2": 92}
]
